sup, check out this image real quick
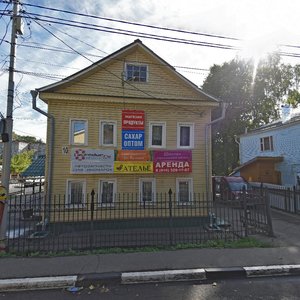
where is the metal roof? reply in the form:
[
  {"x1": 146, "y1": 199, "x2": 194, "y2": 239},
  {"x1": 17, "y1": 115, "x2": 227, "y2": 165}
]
[{"x1": 21, "y1": 155, "x2": 45, "y2": 177}]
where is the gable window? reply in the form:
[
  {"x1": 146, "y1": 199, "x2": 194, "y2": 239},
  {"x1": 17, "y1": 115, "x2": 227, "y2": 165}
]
[
  {"x1": 100, "y1": 121, "x2": 117, "y2": 147},
  {"x1": 176, "y1": 178, "x2": 193, "y2": 204},
  {"x1": 149, "y1": 122, "x2": 166, "y2": 148},
  {"x1": 125, "y1": 63, "x2": 148, "y2": 82},
  {"x1": 66, "y1": 180, "x2": 86, "y2": 207},
  {"x1": 177, "y1": 123, "x2": 194, "y2": 148},
  {"x1": 98, "y1": 179, "x2": 116, "y2": 206},
  {"x1": 139, "y1": 178, "x2": 156, "y2": 204},
  {"x1": 70, "y1": 120, "x2": 87, "y2": 145},
  {"x1": 260, "y1": 136, "x2": 274, "y2": 151}
]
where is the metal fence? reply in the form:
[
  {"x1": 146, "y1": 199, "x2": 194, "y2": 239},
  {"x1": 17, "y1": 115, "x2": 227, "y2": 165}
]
[
  {"x1": 252, "y1": 184, "x2": 300, "y2": 214},
  {"x1": 5, "y1": 189, "x2": 273, "y2": 254}
]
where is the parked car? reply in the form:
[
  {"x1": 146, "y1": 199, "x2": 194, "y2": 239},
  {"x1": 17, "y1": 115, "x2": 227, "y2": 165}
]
[{"x1": 212, "y1": 176, "x2": 252, "y2": 201}]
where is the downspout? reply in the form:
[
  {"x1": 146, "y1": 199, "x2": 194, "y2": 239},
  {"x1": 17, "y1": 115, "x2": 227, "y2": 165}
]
[
  {"x1": 205, "y1": 102, "x2": 228, "y2": 195},
  {"x1": 31, "y1": 90, "x2": 54, "y2": 222}
]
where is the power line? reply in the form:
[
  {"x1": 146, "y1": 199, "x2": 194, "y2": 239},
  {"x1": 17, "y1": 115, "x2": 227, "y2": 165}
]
[
  {"x1": 30, "y1": 18, "x2": 211, "y2": 116},
  {"x1": 20, "y1": 1, "x2": 241, "y2": 41},
  {"x1": 13, "y1": 40, "x2": 210, "y2": 72},
  {"x1": 0, "y1": 13, "x2": 11, "y2": 46},
  {"x1": 3, "y1": 1, "x2": 300, "y2": 55},
  {"x1": 21, "y1": 12, "x2": 239, "y2": 50}
]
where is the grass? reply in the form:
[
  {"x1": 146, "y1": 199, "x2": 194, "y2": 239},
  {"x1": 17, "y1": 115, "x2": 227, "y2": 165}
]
[{"x1": 0, "y1": 237, "x2": 271, "y2": 258}]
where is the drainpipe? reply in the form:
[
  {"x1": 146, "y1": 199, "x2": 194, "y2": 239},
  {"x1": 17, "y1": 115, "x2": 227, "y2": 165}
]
[
  {"x1": 31, "y1": 90, "x2": 54, "y2": 222},
  {"x1": 205, "y1": 102, "x2": 228, "y2": 195}
]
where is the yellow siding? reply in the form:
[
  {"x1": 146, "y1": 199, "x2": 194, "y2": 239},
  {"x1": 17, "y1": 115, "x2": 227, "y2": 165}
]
[
  {"x1": 48, "y1": 100, "x2": 210, "y2": 197},
  {"x1": 40, "y1": 42, "x2": 215, "y2": 221},
  {"x1": 54, "y1": 49, "x2": 208, "y2": 101}
]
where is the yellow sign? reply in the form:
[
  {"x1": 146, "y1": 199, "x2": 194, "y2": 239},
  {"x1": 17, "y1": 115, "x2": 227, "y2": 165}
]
[
  {"x1": 0, "y1": 186, "x2": 7, "y2": 202},
  {"x1": 114, "y1": 162, "x2": 153, "y2": 174}
]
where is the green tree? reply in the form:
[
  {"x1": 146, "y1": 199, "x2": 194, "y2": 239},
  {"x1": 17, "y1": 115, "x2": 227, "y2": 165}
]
[
  {"x1": 202, "y1": 53, "x2": 297, "y2": 175},
  {"x1": 12, "y1": 132, "x2": 41, "y2": 143},
  {"x1": 10, "y1": 150, "x2": 34, "y2": 176}
]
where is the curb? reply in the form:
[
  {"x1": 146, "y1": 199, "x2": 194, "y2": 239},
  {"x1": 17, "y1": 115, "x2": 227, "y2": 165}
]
[
  {"x1": 1, "y1": 265, "x2": 300, "y2": 291},
  {"x1": 0, "y1": 276, "x2": 77, "y2": 292}
]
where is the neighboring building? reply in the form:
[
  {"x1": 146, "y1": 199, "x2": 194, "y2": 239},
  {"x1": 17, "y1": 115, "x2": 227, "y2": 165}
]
[
  {"x1": 35, "y1": 39, "x2": 218, "y2": 218},
  {"x1": 0, "y1": 141, "x2": 28, "y2": 157},
  {"x1": 0, "y1": 141, "x2": 45, "y2": 158},
  {"x1": 234, "y1": 115, "x2": 300, "y2": 186}
]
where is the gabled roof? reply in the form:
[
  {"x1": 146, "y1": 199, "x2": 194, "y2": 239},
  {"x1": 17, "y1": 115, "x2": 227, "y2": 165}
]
[
  {"x1": 21, "y1": 155, "x2": 45, "y2": 177},
  {"x1": 37, "y1": 39, "x2": 219, "y2": 103}
]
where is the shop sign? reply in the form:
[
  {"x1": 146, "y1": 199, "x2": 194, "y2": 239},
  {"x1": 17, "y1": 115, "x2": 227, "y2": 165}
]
[
  {"x1": 122, "y1": 130, "x2": 144, "y2": 150},
  {"x1": 71, "y1": 148, "x2": 114, "y2": 174},
  {"x1": 114, "y1": 161, "x2": 153, "y2": 174},
  {"x1": 122, "y1": 110, "x2": 144, "y2": 130},
  {"x1": 153, "y1": 150, "x2": 192, "y2": 173},
  {"x1": 116, "y1": 150, "x2": 151, "y2": 161}
]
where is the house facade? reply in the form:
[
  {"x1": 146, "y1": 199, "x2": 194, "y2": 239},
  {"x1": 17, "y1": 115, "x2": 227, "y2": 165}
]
[
  {"x1": 237, "y1": 116, "x2": 300, "y2": 186},
  {"x1": 36, "y1": 40, "x2": 218, "y2": 214}
]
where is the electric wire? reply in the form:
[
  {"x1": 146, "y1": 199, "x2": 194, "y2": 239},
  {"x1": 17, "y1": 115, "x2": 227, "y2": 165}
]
[
  {"x1": 19, "y1": 1, "x2": 241, "y2": 41},
  {"x1": 21, "y1": 12, "x2": 239, "y2": 50},
  {"x1": 30, "y1": 17, "x2": 211, "y2": 115}
]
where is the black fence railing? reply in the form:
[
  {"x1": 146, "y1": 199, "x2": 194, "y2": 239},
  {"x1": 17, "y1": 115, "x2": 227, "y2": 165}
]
[
  {"x1": 5, "y1": 189, "x2": 272, "y2": 255},
  {"x1": 252, "y1": 184, "x2": 300, "y2": 214}
]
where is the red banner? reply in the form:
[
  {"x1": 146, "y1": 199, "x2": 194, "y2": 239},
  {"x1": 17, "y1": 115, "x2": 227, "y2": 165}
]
[{"x1": 122, "y1": 110, "x2": 145, "y2": 130}]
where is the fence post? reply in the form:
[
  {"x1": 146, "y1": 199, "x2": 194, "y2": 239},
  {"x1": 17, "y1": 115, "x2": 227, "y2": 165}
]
[
  {"x1": 293, "y1": 186, "x2": 297, "y2": 214},
  {"x1": 90, "y1": 190, "x2": 95, "y2": 250},
  {"x1": 284, "y1": 188, "x2": 288, "y2": 212},
  {"x1": 242, "y1": 191, "x2": 249, "y2": 237},
  {"x1": 264, "y1": 188, "x2": 274, "y2": 237},
  {"x1": 168, "y1": 189, "x2": 174, "y2": 246}
]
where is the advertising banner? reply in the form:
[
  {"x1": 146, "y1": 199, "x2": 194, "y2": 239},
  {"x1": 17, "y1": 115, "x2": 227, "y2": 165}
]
[
  {"x1": 116, "y1": 150, "x2": 151, "y2": 161},
  {"x1": 153, "y1": 150, "x2": 192, "y2": 173},
  {"x1": 122, "y1": 130, "x2": 145, "y2": 150},
  {"x1": 71, "y1": 148, "x2": 114, "y2": 174},
  {"x1": 114, "y1": 161, "x2": 153, "y2": 174},
  {"x1": 122, "y1": 110, "x2": 145, "y2": 130}
]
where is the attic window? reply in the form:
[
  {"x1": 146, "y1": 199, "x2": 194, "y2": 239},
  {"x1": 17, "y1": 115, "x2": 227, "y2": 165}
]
[{"x1": 125, "y1": 63, "x2": 148, "y2": 82}]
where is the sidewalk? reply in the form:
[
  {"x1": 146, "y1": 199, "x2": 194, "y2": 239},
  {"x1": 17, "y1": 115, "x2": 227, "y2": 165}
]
[{"x1": 0, "y1": 209, "x2": 300, "y2": 290}]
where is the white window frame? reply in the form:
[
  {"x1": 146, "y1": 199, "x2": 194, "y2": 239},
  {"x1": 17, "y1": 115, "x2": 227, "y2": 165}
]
[
  {"x1": 70, "y1": 119, "x2": 88, "y2": 146},
  {"x1": 176, "y1": 178, "x2": 193, "y2": 205},
  {"x1": 177, "y1": 122, "x2": 194, "y2": 149},
  {"x1": 98, "y1": 179, "x2": 117, "y2": 207},
  {"x1": 260, "y1": 136, "x2": 274, "y2": 152},
  {"x1": 149, "y1": 122, "x2": 166, "y2": 148},
  {"x1": 124, "y1": 63, "x2": 148, "y2": 82},
  {"x1": 100, "y1": 120, "x2": 117, "y2": 147},
  {"x1": 66, "y1": 179, "x2": 86, "y2": 208},
  {"x1": 139, "y1": 178, "x2": 156, "y2": 204}
]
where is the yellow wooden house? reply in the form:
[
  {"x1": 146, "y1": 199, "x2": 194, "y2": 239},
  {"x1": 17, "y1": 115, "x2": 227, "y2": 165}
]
[{"x1": 35, "y1": 39, "x2": 218, "y2": 222}]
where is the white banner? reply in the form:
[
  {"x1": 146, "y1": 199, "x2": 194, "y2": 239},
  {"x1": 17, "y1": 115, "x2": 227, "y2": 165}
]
[{"x1": 71, "y1": 148, "x2": 114, "y2": 174}]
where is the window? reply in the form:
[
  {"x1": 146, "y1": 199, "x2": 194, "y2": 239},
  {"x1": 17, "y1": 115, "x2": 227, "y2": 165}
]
[
  {"x1": 66, "y1": 180, "x2": 86, "y2": 207},
  {"x1": 98, "y1": 179, "x2": 116, "y2": 206},
  {"x1": 139, "y1": 178, "x2": 156, "y2": 204},
  {"x1": 100, "y1": 121, "x2": 117, "y2": 147},
  {"x1": 70, "y1": 120, "x2": 87, "y2": 145},
  {"x1": 176, "y1": 178, "x2": 193, "y2": 204},
  {"x1": 125, "y1": 63, "x2": 148, "y2": 82},
  {"x1": 149, "y1": 122, "x2": 166, "y2": 148},
  {"x1": 177, "y1": 123, "x2": 194, "y2": 148},
  {"x1": 260, "y1": 136, "x2": 274, "y2": 151}
]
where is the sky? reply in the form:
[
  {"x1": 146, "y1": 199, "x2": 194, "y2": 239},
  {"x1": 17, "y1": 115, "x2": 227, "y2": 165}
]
[{"x1": 1, "y1": 0, "x2": 300, "y2": 142}]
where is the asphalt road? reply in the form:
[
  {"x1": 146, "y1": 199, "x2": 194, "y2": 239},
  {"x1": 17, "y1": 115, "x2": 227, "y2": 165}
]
[{"x1": 1, "y1": 276, "x2": 300, "y2": 300}]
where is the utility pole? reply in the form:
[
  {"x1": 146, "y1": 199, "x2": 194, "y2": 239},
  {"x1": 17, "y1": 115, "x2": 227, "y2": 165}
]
[{"x1": 0, "y1": 0, "x2": 21, "y2": 250}]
